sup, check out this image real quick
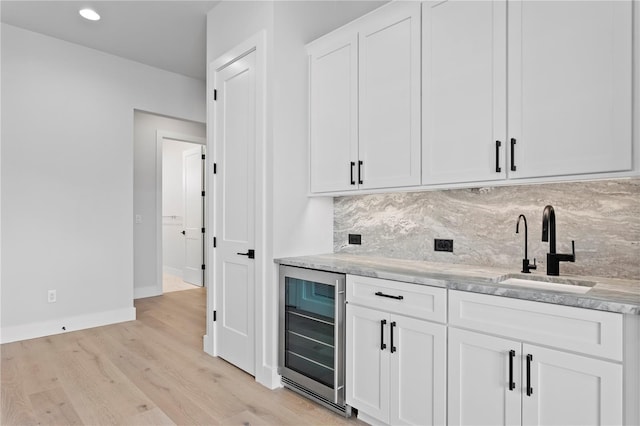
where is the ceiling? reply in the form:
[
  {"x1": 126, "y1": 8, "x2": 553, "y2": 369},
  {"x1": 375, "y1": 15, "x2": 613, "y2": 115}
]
[{"x1": 1, "y1": 1, "x2": 220, "y2": 81}]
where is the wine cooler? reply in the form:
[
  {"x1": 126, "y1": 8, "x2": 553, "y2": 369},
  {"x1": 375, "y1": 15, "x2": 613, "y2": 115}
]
[{"x1": 278, "y1": 265, "x2": 350, "y2": 415}]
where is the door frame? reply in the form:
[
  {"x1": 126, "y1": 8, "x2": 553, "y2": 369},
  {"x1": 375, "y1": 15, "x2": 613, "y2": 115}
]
[
  {"x1": 155, "y1": 131, "x2": 206, "y2": 296},
  {"x1": 205, "y1": 31, "x2": 269, "y2": 385}
]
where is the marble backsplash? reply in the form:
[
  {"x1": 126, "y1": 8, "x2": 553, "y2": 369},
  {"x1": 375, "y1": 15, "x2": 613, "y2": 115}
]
[{"x1": 334, "y1": 178, "x2": 640, "y2": 280}]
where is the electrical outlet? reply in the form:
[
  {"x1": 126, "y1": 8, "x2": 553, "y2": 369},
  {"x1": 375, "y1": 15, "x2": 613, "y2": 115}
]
[
  {"x1": 48, "y1": 290, "x2": 57, "y2": 303},
  {"x1": 135, "y1": 215, "x2": 142, "y2": 224},
  {"x1": 348, "y1": 234, "x2": 362, "y2": 245},
  {"x1": 434, "y1": 239, "x2": 454, "y2": 252}
]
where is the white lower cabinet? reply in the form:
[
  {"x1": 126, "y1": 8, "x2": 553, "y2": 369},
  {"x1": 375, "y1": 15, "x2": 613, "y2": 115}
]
[
  {"x1": 345, "y1": 276, "x2": 446, "y2": 425},
  {"x1": 344, "y1": 283, "x2": 632, "y2": 425},
  {"x1": 448, "y1": 290, "x2": 624, "y2": 426},
  {"x1": 449, "y1": 328, "x2": 622, "y2": 426},
  {"x1": 522, "y1": 343, "x2": 622, "y2": 426},
  {"x1": 448, "y1": 328, "x2": 521, "y2": 426}
]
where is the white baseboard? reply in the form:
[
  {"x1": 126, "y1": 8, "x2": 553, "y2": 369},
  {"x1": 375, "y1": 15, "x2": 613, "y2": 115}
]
[
  {"x1": 203, "y1": 333, "x2": 213, "y2": 355},
  {"x1": 163, "y1": 266, "x2": 183, "y2": 277},
  {"x1": 134, "y1": 285, "x2": 162, "y2": 299},
  {"x1": 256, "y1": 364, "x2": 282, "y2": 390},
  {"x1": 0, "y1": 307, "x2": 136, "y2": 344}
]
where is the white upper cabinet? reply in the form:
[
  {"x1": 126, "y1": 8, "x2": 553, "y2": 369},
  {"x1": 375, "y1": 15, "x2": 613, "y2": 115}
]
[
  {"x1": 309, "y1": 0, "x2": 634, "y2": 193},
  {"x1": 422, "y1": 0, "x2": 507, "y2": 185},
  {"x1": 508, "y1": 0, "x2": 633, "y2": 179},
  {"x1": 307, "y1": 1, "x2": 421, "y2": 194},
  {"x1": 423, "y1": 0, "x2": 633, "y2": 185},
  {"x1": 357, "y1": 1, "x2": 422, "y2": 190},
  {"x1": 308, "y1": 32, "x2": 358, "y2": 193}
]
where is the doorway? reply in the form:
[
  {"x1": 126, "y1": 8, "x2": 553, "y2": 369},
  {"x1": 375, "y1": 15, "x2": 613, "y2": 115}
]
[
  {"x1": 133, "y1": 111, "x2": 206, "y2": 300},
  {"x1": 158, "y1": 132, "x2": 206, "y2": 294}
]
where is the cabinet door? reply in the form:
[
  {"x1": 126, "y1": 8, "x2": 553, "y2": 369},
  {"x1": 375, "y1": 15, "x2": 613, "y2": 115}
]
[
  {"x1": 508, "y1": 1, "x2": 632, "y2": 179},
  {"x1": 422, "y1": 0, "x2": 506, "y2": 185},
  {"x1": 389, "y1": 314, "x2": 446, "y2": 426},
  {"x1": 346, "y1": 304, "x2": 390, "y2": 423},
  {"x1": 308, "y1": 31, "x2": 358, "y2": 193},
  {"x1": 358, "y1": 1, "x2": 421, "y2": 190},
  {"x1": 522, "y1": 344, "x2": 622, "y2": 426},
  {"x1": 448, "y1": 328, "x2": 521, "y2": 426}
]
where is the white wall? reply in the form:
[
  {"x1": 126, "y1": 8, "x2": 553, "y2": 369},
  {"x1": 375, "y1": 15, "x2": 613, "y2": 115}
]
[
  {"x1": 133, "y1": 111, "x2": 205, "y2": 298},
  {"x1": 206, "y1": 0, "x2": 386, "y2": 388},
  {"x1": 1, "y1": 24, "x2": 205, "y2": 343}
]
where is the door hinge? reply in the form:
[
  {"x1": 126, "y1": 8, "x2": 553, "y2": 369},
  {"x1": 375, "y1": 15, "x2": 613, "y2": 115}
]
[
  {"x1": 213, "y1": 310, "x2": 217, "y2": 321},
  {"x1": 201, "y1": 191, "x2": 205, "y2": 197},
  {"x1": 202, "y1": 154, "x2": 206, "y2": 160},
  {"x1": 213, "y1": 163, "x2": 217, "y2": 174},
  {"x1": 201, "y1": 227, "x2": 205, "y2": 233},
  {"x1": 201, "y1": 264, "x2": 206, "y2": 270},
  {"x1": 213, "y1": 89, "x2": 217, "y2": 101},
  {"x1": 213, "y1": 237, "x2": 217, "y2": 248}
]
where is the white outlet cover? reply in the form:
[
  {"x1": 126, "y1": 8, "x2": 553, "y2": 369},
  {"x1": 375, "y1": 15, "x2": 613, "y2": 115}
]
[
  {"x1": 135, "y1": 215, "x2": 142, "y2": 224},
  {"x1": 48, "y1": 290, "x2": 57, "y2": 303}
]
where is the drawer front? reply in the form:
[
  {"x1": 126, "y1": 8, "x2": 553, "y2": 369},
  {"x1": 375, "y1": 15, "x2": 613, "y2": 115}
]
[
  {"x1": 449, "y1": 290, "x2": 623, "y2": 361},
  {"x1": 346, "y1": 275, "x2": 447, "y2": 323}
]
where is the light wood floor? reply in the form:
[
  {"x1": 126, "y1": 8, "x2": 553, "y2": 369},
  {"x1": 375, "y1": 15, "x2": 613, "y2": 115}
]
[
  {"x1": 163, "y1": 272, "x2": 201, "y2": 293},
  {"x1": 1, "y1": 288, "x2": 364, "y2": 425}
]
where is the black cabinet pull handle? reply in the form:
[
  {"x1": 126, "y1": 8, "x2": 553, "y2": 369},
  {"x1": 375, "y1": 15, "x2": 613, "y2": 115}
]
[
  {"x1": 495, "y1": 141, "x2": 502, "y2": 173},
  {"x1": 526, "y1": 354, "x2": 533, "y2": 396},
  {"x1": 358, "y1": 160, "x2": 363, "y2": 185},
  {"x1": 181, "y1": 230, "x2": 186, "y2": 235},
  {"x1": 390, "y1": 321, "x2": 396, "y2": 353},
  {"x1": 375, "y1": 291, "x2": 403, "y2": 300},
  {"x1": 350, "y1": 162, "x2": 355, "y2": 185},
  {"x1": 510, "y1": 138, "x2": 517, "y2": 171},
  {"x1": 236, "y1": 249, "x2": 255, "y2": 259},
  {"x1": 509, "y1": 350, "x2": 516, "y2": 391},
  {"x1": 380, "y1": 319, "x2": 387, "y2": 350}
]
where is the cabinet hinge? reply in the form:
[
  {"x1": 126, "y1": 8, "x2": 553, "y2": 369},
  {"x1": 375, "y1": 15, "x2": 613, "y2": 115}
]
[
  {"x1": 201, "y1": 264, "x2": 206, "y2": 270},
  {"x1": 201, "y1": 191, "x2": 205, "y2": 197},
  {"x1": 201, "y1": 227, "x2": 205, "y2": 234},
  {"x1": 202, "y1": 154, "x2": 206, "y2": 160}
]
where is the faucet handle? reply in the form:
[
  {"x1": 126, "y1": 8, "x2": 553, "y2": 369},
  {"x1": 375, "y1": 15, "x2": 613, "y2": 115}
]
[
  {"x1": 556, "y1": 241, "x2": 576, "y2": 262},
  {"x1": 570, "y1": 240, "x2": 575, "y2": 262},
  {"x1": 522, "y1": 258, "x2": 537, "y2": 273}
]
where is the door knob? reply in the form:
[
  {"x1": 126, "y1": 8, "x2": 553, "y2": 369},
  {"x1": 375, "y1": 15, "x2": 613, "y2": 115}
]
[
  {"x1": 181, "y1": 230, "x2": 186, "y2": 235},
  {"x1": 237, "y1": 249, "x2": 255, "y2": 259}
]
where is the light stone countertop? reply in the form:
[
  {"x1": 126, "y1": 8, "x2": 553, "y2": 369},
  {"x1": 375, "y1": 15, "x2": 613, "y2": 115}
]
[{"x1": 275, "y1": 253, "x2": 640, "y2": 315}]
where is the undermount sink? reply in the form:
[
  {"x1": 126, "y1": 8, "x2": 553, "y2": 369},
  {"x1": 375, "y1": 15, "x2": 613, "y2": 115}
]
[{"x1": 498, "y1": 275, "x2": 595, "y2": 294}]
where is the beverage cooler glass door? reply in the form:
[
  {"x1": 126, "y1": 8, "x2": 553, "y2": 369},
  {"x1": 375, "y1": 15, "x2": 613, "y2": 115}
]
[{"x1": 279, "y1": 266, "x2": 346, "y2": 407}]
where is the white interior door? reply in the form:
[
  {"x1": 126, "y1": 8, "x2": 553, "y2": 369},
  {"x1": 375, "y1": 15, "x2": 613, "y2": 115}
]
[
  {"x1": 214, "y1": 49, "x2": 256, "y2": 375},
  {"x1": 182, "y1": 146, "x2": 204, "y2": 286}
]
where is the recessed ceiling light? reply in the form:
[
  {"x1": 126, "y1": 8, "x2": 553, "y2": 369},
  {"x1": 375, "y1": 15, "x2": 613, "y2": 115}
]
[{"x1": 79, "y1": 8, "x2": 101, "y2": 21}]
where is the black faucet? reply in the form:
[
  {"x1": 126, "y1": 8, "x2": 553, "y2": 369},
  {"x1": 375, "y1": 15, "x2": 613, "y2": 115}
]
[
  {"x1": 516, "y1": 214, "x2": 536, "y2": 273},
  {"x1": 541, "y1": 205, "x2": 575, "y2": 276}
]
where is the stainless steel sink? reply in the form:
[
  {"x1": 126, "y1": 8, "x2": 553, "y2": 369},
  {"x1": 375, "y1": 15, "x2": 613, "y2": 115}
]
[{"x1": 497, "y1": 274, "x2": 595, "y2": 294}]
